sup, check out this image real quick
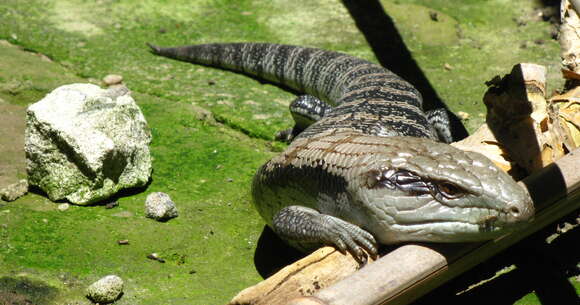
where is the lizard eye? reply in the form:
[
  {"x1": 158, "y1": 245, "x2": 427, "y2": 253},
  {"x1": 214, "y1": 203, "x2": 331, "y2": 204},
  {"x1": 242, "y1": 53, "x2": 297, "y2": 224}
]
[{"x1": 437, "y1": 182, "x2": 464, "y2": 199}]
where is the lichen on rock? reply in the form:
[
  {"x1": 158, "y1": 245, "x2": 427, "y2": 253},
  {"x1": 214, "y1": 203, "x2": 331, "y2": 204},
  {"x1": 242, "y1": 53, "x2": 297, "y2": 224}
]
[
  {"x1": 0, "y1": 179, "x2": 29, "y2": 202},
  {"x1": 25, "y1": 83, "x2": 152, "y2": 205},
  {"x1": 145, "y1": 192, "x2": 178, "y2": 221},
  {"x1": 86, "y1": 274, "x2": 124, "y2": 303}
]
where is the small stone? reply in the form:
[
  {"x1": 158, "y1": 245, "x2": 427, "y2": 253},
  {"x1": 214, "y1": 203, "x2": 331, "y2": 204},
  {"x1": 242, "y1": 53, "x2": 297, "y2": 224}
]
[
  {"x1": 105, "y1": 201, "x2": 119, "y2": 209},
  {"x1": 0, "y1": 180, "x2": 29, "y2": 202},
  {"x1": 191, "y1": 104, "x2": 216, "y2": 124},
  {"x1": 117, "y1": 239, "x2": 129, "y2": 245},
  {"x1": 429, "y1": 11, "x2": 438, "y2": 22},
  {"x1": 57, "y1": 203, "x2": 70, "y2": 211},
  {"x1": 443, "y1": 63, "x2": 453, "y2": 71},
  {"x1": 102, "y1": 74, "x2": 123, "y2": 86},
  {"x1": 145, "y1": 192, "x2": 178, "y2": 221},
  {"x1": 86, "y1": 275, "x2": 123, "y2": 304},
  {"x1": 457, "y1": 111, "x2": 470, "y2": 120},
  {"x1": 147, "y1": 252, "x2": 165, "y2": 263}
]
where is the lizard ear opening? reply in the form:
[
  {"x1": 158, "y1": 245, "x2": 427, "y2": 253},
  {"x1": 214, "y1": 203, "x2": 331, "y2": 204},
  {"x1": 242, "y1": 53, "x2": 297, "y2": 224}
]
[{"x1": 364, "y1": 169, "x2": 395, "y2": 189}]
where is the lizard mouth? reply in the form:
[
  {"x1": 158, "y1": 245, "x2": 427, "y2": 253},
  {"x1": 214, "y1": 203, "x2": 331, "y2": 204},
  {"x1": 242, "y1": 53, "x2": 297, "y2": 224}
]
[
  {"x1": 389, "y1": 204, "x2": 527, "y2": 226},
  {"x1": 385, "y1": 220, "x2": 518, "y2": 243},
  {"x1": 372, "y1": 203, "x2": 531, "y2": 244}
]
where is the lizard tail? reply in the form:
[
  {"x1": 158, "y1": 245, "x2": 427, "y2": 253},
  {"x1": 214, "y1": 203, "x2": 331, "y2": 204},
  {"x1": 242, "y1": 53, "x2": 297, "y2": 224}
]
[
  {"x1": 145, "y1": 42, "x2": 367, "y2": 103},
  {"x1": 146, "y1": 42, "x2": 162, "y2": 55}
]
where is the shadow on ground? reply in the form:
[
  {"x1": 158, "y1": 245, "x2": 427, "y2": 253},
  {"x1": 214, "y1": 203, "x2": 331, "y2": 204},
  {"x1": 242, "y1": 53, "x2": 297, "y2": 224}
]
[
  {"x1": 341, "y1": 0, "x2": 469, "y2": 141},
  {"x1": 0, "y1": 276, "x2": 59, "y2": 305}
]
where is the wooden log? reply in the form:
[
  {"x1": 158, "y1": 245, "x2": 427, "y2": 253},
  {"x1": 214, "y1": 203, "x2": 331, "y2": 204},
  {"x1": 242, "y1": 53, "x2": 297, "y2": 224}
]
[
  {"x1": 454, "y1": 63, "x2": 580, "y2": 176},
  {"x1": 560, "y1": 0, "x2": 580, "y2": 86},
  {"x1": 481, "y1": 63, "x2": 562, "y2": 175}
]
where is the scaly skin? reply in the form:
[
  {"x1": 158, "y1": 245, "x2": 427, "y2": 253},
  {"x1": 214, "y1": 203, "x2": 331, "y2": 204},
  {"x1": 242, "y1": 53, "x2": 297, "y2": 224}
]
[
  {"x1": 252, "y1": 130, "x2": 533, "y2": 258},
  {"x1": 148, "y1": 42, "x2": 534, "y2": 259}
]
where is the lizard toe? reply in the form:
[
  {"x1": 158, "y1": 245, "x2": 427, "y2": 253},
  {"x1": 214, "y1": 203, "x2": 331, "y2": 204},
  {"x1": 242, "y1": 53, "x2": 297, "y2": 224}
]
[{"x1": 322, "y1": 216, "x2": 378, "y2": 260}]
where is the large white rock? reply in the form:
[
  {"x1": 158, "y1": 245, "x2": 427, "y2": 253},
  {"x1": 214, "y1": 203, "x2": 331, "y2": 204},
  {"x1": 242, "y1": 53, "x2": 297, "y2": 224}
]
[{"x1": 25, "y1": 84, "x2": 152, "y2": 205}]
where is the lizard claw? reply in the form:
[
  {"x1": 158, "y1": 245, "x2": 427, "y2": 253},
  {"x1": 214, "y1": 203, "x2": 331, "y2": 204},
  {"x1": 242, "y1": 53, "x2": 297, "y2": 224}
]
[
  {"x1": 321, "y1": 215, "x2": 378, "y2": 261},
  {"x1": 275, "y1": 128, "x2": 295, "y2": 142},
  {"x1": 272, "y1": 206, "x2": 378, "y2": 262}
]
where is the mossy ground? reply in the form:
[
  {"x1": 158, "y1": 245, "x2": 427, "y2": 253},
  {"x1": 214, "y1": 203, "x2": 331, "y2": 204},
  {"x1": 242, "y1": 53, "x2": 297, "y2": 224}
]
[{"x1": 0, "y1": 0, "x2": 576, "y2": 304}]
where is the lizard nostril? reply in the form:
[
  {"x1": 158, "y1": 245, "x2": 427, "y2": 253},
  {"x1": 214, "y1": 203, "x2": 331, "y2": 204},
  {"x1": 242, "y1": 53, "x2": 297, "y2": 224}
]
[{"x1": 509, "y1": 206, "x2": 520, "y2": 217}]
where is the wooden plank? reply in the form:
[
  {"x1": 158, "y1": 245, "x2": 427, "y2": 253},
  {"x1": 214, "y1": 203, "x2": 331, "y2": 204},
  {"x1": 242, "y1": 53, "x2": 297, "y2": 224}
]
[{"x1": 292, "y1": 148, "x2": 580, "y2": 305}]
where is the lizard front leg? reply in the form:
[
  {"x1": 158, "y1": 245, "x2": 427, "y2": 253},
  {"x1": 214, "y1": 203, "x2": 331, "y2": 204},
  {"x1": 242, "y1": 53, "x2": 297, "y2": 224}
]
[{"x1": 272, "y1": 205, "x2": 378, "y2": 261}]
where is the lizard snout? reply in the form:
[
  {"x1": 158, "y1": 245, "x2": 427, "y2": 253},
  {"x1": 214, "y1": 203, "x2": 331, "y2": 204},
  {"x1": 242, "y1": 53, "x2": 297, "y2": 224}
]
[{"x1": 505, "y1": 195, "x2": 534, "y2": 224}]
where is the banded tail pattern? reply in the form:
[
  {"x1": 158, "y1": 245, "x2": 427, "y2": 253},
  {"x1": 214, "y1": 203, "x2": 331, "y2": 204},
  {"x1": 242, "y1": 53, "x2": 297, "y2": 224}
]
[{"x1": 147, "y1": 43, "x2": 438, "y2": 140}]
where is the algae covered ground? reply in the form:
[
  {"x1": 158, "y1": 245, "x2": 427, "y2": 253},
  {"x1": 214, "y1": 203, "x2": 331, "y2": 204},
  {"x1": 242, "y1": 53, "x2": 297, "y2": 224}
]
[{"x1": 0, "y1": 0, "x2": 576, "y2": 304}]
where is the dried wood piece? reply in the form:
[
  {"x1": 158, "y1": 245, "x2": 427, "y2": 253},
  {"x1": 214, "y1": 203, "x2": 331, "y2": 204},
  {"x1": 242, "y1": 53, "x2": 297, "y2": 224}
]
[
  {"x1": 482, "y1": 63, "x2": 561, "y2": 174},
  {"x1": 560, "y1": 0, "x2": 580, "y2": 85},
  {"x1": 228, "y1": 247, "x2": 374, "y2": 305},
  {"x1": 476, "y1": 63, "x2": 580, "y2": 174},
  {"x1": 548, "y1": 86, "x2": 580, "y2": 150}
]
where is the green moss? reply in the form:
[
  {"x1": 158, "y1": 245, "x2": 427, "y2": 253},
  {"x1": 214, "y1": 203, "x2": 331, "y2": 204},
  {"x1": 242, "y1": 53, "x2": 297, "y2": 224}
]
[
  {"x1": 0, "y1": 95, "x2": 271, "y2": 302},
  {"x1": 381, "y1": 0, "x2": 563, "y2": 132}
]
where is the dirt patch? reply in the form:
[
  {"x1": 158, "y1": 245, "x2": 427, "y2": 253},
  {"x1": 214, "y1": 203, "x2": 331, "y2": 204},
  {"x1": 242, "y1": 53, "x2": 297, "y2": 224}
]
[
  {"x1": 0, "y1": 291, "x2": 31, "y2": 305},
  {"x1": 0, "y1": 40, "x2": 84, "y2": 190},
  {"x1": 0, "y1": 101, "x2": 25, "y2": 189}
]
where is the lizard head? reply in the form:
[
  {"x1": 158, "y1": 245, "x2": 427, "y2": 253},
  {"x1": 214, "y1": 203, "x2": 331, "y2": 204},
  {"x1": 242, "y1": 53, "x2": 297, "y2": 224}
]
[{"x1": 352, "y1": 136, "x2": 534, "y2": 244}]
